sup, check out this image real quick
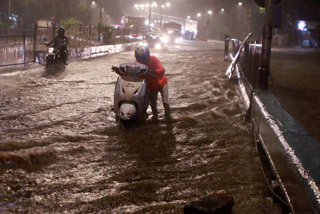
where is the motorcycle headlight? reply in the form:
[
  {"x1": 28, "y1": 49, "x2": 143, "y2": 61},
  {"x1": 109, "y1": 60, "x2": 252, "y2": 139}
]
[
  {"x1": 48, "y1": 47, "x2": 54, "y2": 53},
  {"x1": 155, "y1": 43, "x2": 162, "y2": 49},
  {"x1": 162, "y1": 36, "x2": 168, "y2": 43},
  {"x1": 175, "y1": 38, "x2": 180, "y2": 43}
]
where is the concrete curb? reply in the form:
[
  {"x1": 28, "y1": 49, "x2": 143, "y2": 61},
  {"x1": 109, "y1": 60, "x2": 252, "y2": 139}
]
[
  {"x1": 236, "y1": 66, "x2": 320, "y2": 213},
  {"x1": 251, "y1": 91, "x2": 320, "y2": 213}
]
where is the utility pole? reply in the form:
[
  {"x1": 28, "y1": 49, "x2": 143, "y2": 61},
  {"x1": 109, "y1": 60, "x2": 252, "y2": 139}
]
[
  {"x1": 99, "y1": 0, "x2": 102, "y2": 25},
  {"x1": 258, "y1": 0, "x2": 273, "y2": 91},
  {"x1": 148, "y1": 0, "x2": 151, "y2": 31},
  {"x1": 8, "y1": 0, "x2": 11, "y2": 18},
  {"x1": 160, "y1": 0, "x2": 163, "y2": 31}
]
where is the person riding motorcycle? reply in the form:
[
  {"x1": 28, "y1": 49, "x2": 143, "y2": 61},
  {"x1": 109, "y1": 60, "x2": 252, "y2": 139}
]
[{"x1": 48, "y1": 27, "x2": 68, "y2": 65}]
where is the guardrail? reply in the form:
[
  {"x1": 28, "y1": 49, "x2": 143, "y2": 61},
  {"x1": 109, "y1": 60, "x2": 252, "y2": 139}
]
[
  {"x1": 225, "y1": 35, "x2": 261, "y2": 91},
  {"x1": 0, "y1": 23, "x2": 147, "y2": 67},
  {"x1": 225, "y1": 36, "x2": 320, "y2": 213}
]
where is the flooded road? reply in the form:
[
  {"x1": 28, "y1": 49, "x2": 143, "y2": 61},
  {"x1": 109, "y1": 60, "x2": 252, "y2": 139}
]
[{"x1": 0, "y1": 41, "x2": 282, "y2": 213}]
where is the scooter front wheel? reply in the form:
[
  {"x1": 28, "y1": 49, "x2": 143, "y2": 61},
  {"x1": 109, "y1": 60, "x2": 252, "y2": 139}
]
[{"x1": 119, "y1": 115, "x2": 139, "y2": 130}]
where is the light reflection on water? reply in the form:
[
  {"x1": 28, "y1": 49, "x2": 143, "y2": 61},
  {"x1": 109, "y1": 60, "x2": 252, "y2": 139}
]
[{"x1": 0, "y1": 43, "x2": 282, "y2": 213}]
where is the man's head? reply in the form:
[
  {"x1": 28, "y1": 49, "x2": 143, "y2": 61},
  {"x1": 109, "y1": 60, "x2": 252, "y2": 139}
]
[
  {"x1": 135, "y1": 46, "x2": 150, "y2": 64},
  {"x1": 58, "y1": 27, "x2": 65, "y2": 37}
]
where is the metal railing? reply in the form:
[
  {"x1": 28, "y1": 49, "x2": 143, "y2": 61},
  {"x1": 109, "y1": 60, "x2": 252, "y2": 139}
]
[
  {"x1": 0, "y1": 31, "x2": 35, "y2": 67},
  {"x1": 1, "y1": 23, "x2": 146, "y2": 67},
  {"x1": 225, "y1": 35, "x2": 262, "y2": 90}
]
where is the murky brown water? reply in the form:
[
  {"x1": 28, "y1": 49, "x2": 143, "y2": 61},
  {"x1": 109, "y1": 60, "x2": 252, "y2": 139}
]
[{"x1": 0, "y1": 41, "x2": 282, "y2": 213}]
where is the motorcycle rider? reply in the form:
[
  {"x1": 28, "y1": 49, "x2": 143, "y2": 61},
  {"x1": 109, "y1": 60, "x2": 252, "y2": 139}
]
[{"x1": 48, "y1": 27, "x2": 68, "y2": 65}]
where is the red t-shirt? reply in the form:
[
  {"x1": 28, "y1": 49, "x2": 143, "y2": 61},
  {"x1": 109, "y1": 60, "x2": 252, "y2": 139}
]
[{"x1": 136, "y1": 56, "x2": 167, "y2": 90}]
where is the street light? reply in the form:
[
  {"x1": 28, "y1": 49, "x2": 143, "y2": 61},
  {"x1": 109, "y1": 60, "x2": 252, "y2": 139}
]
[
  {"x1": 91, "y1": 1, "x2": 102, "y2": 24},
  {"x1": 160, "y1": 1, "x2": 170, "y2": 31},
  {"x1": 206, "y1": 11, "x2": 212, "y2": 40},
  {"x1": 148, "y1": 0, "x2": 151, "y2": 31},
  {"x1": 8, "y1": 0, "x2": 11, "y2": 19},
  {"x1": 197, "y1": 13, "x2": 201, "y2": 17}
]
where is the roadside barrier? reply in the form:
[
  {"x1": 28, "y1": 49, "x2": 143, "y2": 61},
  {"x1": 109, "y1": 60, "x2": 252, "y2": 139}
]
[
  {"x1": 0, "y1": 23, "x2": 146, "y2": 67},
  {"x1": 225, "y1": 36, "x2": 320, "y2": 213},
  {"x1": 34, "y1": 42, "x2": 142, "y2": 65},
  {"x1": 0, "y1": 31, "x2": 35, "y2": 67}
]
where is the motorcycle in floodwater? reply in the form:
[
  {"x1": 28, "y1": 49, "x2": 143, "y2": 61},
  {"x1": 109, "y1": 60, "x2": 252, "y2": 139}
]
[
  {"x1": 44, "y1": 38, "x2": 68, "y2": 69},
  {"x1": 111, "y1": 62, "x2": 151, "y2": 129}
]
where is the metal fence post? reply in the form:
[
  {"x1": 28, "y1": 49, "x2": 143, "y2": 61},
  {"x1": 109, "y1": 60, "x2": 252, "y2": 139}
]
[
  {"x1": 117, "y1": 27, "x2": 120, "y2": 44},
  {"x1": 123, "y1": 28, "x2": 125, "y2": 43},
  {"x1": 98, "y1": 23, "x2": 101, "y2": 43},
  {"x1": 79, "y1": 24, "x2": 82, "y2": 47},
  {"x1": 89, "y1": 24, "x2": 92, "y2": 45},
  {"x1": 23, "y1": 30, "x2": 26, "y2": 64},
  {"x1": 258, "y1": 0, "x2": 273, "y2": 90},
  {"x1": 33, "y1": 22, "x2": 37, "y2": 63},
  {"x1": 224, "y1": 34, "x2": 230, "y2": 61},
  {"x1": 53, "y1": 23, "x2": 56, "y2": 38}
]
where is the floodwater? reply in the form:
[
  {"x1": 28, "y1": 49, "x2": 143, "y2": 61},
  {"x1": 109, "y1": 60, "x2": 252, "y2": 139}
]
[{"x1": 0, "y1": 40, "x2": 282, "y2": 213}]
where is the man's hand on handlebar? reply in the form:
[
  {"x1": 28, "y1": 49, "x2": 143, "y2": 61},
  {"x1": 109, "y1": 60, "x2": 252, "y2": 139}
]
[
  {"x1": 148, "y1": 69, "x2": 156, "y2": 76},
  {"x1": 111, "y1": 66, "x2": 119, "y2": 72}
]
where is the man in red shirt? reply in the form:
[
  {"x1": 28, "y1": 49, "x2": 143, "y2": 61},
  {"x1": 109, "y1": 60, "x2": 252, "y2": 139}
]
[{"x1": 135, "y1": 46, "x2": 172, "y2": 121}]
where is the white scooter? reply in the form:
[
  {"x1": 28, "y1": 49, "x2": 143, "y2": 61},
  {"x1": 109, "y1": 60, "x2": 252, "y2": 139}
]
[{"x1": 112, "y1": 62, "x2": 150, "y2": 129}]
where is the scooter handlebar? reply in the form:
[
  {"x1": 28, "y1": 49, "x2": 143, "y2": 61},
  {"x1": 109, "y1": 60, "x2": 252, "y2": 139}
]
[
  {"x1": 111, "y1": 63, "x2": 155, "y2": 77},
  {"x1": 111, "y1": 66, "x2": 120, "y2": 72}
]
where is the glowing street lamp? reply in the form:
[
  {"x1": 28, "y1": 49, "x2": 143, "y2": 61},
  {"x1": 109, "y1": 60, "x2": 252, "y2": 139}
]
[
  {"x1": 8, "y1": 0, "x2": 11, "y2": 19},
  {"x1": 91, "y1": 1, "x2": 103, "y2": 24},
  {"x1": 148, "y1": 0, "x2": 151, "y2": 30},
  {"x1": 197, "y1": 13, "x2": 201, "y2": 17},
  {"x1": 160, "y1": 1, "x2": 170, "y2": 31}
]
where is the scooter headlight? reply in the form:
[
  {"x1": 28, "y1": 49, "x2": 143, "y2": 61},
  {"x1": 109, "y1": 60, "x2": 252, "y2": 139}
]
[
  {"x1": 48, "y1": 47, "x2": 54, "y2": 53},
  {"x1": 119, "y1": 103, "x2": 137, "y2": 120}
]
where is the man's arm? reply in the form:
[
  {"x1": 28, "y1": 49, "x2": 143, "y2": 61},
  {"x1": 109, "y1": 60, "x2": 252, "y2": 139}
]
[{"x1": 152, "y1": 56, "x2": 165, "y2": 76}]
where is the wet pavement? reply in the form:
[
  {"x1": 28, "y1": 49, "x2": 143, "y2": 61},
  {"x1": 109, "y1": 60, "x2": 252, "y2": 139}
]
[
  {"x1": 0, "y1": 40, "x2": 282, "y2": 213},
  {"x1": 270, "y1": 47, "x2": 320, "y2": 142}
]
